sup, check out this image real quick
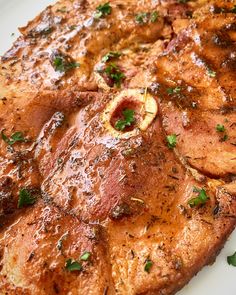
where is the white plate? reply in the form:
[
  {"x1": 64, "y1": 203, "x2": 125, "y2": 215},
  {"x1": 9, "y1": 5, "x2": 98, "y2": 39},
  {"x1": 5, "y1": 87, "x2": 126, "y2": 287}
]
[{"x1": 0, "y1": 1, "x2": 235, "y2": 294}]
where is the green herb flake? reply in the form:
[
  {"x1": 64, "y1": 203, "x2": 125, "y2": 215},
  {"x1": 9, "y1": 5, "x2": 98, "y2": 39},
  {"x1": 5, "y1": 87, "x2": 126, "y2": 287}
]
[
  {"x1": 144, "y1": 259, "x2": 153, "y2": 273},
  {"x1": 231, "y1": 5, "x2": 236, "y2": 13},
  {"x1": 80, "y1": 251, "x2": 91, "y2": 261},
  {"x1": 65, "y1": 259, "x2": 82, "y2": 272},
  {"x1": 188, "y1": 187, "x2": 209, "y2": 208},
  {"x1": 53, "y1": 57, "x2": 80, "y2": 73},
  {"x1": 207, "y1": 69, "x2": 216, "y2": 78},
  {"x1": 135, "y1": 12, "x2": 148, "y2": 24},
  {"x1": 94, "y1": 2, "x2": 112, "y2": 19},
  {"x1": 150, "y1": 11, "x2": 159, "y2": 23},
  {"x1": 104, "y1": 63, "x2": 125, "y2": 87},
  {"x1": 115, "y1": 109, "x2": 135, "y2": 131},
  {"x1": 166, "y1": 134, "x2": 177, "y2": 149},
  {"x1": 227, "y1": 252, "x2": 236, "y2": 266},
  {"x1": 167, "y1": 86, "x2": 181, "y2": 95},
  {"x1": 216, "y1": 124, "x2": 225, "y2": 132},
  {"x1": 56, "y1": 6, "x2": 67, "y2": 13},
  {"x1": 135, "y1": 11, "x2": 159, "y2": 24},
  {"x1": 1, "y1": 130, "x2": 27, "y2": 146},
  {"x1": 220, "y1": 134, "x2": 228, "y2": 142},
  {"x1": 18, "y1": 189, "x2": 36, "y2": 209},
  {"x1": 102, "y1": 51, "x2": 121, "y2": 63},
  {"x1": 69, "y1": 25, "x2": 77, "y2": 31}
]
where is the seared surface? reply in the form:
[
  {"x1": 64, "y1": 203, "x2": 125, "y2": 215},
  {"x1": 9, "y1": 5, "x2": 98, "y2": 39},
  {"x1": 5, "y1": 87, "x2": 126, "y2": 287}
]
[
  {"x1": 0, "y1": 0, "x2": 236, "y2": 294},
  {"x1": 156, "y1": 7, "x2": 236, "y2": 177}
]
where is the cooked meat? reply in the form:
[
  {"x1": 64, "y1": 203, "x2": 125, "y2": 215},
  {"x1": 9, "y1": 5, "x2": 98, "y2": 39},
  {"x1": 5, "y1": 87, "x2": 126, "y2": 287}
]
[
  {"x1": 0, "y1": 0, "x2": 235, "y2": 294},
  {"x1": 0, "y1": 201, "x2": 113, "y2": 294},
  {"x1": 156, "y1": 6, "x2": 236, "y2": 177}
]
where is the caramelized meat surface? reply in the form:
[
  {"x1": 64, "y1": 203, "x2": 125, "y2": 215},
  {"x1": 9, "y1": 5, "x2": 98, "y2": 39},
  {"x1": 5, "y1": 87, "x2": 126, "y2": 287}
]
[
  {"x1": 156, "y1": 8, "x2": 236, "y2": 177},
  {"x1": 0, "y1": 0, "x2": 236, "y2": 294}
]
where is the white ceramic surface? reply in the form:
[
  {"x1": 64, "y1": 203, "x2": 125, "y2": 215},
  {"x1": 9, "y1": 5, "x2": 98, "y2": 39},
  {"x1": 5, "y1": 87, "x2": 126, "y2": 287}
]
[{"x1": 0, "y1": 1, "x2": 235, "y2": 294}]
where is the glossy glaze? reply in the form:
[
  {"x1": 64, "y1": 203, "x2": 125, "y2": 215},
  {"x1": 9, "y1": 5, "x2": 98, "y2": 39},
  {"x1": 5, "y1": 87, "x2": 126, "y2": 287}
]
[{"x1": 0, "y1": 0, "x2": 236, "y2": 294}]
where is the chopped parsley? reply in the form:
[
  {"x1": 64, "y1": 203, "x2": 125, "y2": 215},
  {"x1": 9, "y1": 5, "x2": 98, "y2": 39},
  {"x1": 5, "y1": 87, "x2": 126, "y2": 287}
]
[
  {"x1": 80, "y1": 251, "x2": 91, "y2": 261},
  {"x1": 18, "y1": 189, "x2": 36, "y2": 209},
  {"x1": 231, "y1": 5, "x2": 236, "y2": 13},
  {"x1": 135, "y1": 11, "x2": 159, "y2": 24},
  {"x1": 150, "y1": 11, "x2": 159, "y2": 23},
  {"x1": 216, "y1": 124, "x2": 228, "y2": 141},
  {"x1": 188, "y1": 187, "x2": 209, "y2": 208},
  {"x1": 167, "y1": 86, "x2": 181, "y2": 95},
  {"x1": 65, "y1": 259, "x2": 82, "y2": 272},
  {"x1": 135, "y1": 12, "x2": 148, "y2": 24},
  {"x1": 227, "y1": 252, "x2": 236, "y2": 266},
  {"x1": 104, "y1": 63, "x2": 125, "y2": 87},
  {"x1": 220, "y1": 134, "x2": 228, "y2": 142},
  {"x1": 1, "y1": 130, "x2": 27, "y2": 146},
  {"x1": 115, "y1": 109, "x2": 135, "y2": 131},
  {"x1": 102, "y1": 51, "x2": 121, "y2": 63},
  {"x1": 69, "y1": 25, "x2": 77, "y2": 31},
  {"x1": 94, "y1": 2, "x2": 112, "y2": 19},
  {"x1": 166, "y1": 134, "x2": 177, "y2": 149},
  {"x1": 56, "y1": 7, "x2": 67, "y2": 13},
  {"x1": 144, "y1": 258, "x2": 153, "y2": 273},
  {"x1": 216, "y1": 124, "x2": 225, "y2": 132},
  {"x1": 53, "y1": 56, "x2": 80, "y2": 73},
  {"x1": 207, "y1": 69, "x2": 216, "y2": 78}
]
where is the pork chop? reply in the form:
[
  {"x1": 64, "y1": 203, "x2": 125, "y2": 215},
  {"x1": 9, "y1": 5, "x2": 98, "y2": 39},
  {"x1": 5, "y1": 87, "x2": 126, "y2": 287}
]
[
  {"x1": 0, "y1": 0, "x2": 236, "y2": 295},
  {"x1": 155, "y1": 2, "x2": 236, "y2": 177}
]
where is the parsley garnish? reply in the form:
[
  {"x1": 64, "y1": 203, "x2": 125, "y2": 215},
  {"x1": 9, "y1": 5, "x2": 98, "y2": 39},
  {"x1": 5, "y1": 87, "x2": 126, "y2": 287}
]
[
  {"x1": 69, "y1": 25, "x2": 77, "y2": 31},
  {"x1": 1, "y1": 130, "x2": 27, "y2": 146},
  {"x1": 94, "y1": 2, "x2": 112, "y2": 19},
  {"x1": 104, "y1": 63, "x2": 125, "y2": 87},
  {"x1": 18, "y1": 189, "x2": 36, "y2": 209},
  {"x1": 65, "y1": 259, "x2": 82, "y2": 272},
  {"x1": 188, "y1": 187, "x2": 209, "y2": 208},
  {"x1": 227, "y1": 252, "x2": 236, "y2": 266},
  {"x1": 102, "y1": 51, "x2": 121, "y2": 63},
  {"x1": 166, "y1": 134, "x2": 177, "y2": 149},
  {"x1": 144, "y1": 258, "x2": 153, "y2": 273},
  {"x1": 53, "y1": 56, "x2": 80, "y2": 73},
  {"x1": 135, "y1": 12, "x2": 148, "y2": 24},
  {"x1": 216, "y1": 124, "x2": 225, "y2": 132},
  {"x1": 216, "y1": 124, "x2": 228, "y2": 141},
  {"x1": 115, "y1": 109, "x2": 135, "y2": 131},
  {"x1": 135, "y1": 11, "x2": 159, "y2": 24},
  {"x1": 231, "y1": 5, "x2": 236, "y2": 13},
  {"x1": 80, "y1": 251, "x2": 91, "y2": 261},
  {"x1": 167, "y1": 87, "x2": 181, "y2": 95},
  {"x1": 56, "y1": 7, "x2": 67, "y2": 13},
  {"x1": 220, "y1": 134, "x2": 228, "y2": 142},
  {"x1": 150, "y1": 11, "x2": 159, "y2": 23},
  {"x1": 207, "y1": 69, "x2": 216, "y2": 78}
]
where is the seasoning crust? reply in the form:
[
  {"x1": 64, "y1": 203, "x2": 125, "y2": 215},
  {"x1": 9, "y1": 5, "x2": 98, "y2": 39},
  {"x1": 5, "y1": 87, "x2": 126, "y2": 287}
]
[{"x1": 0, "y1": 0, "x2": 236, "y2": 294}]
